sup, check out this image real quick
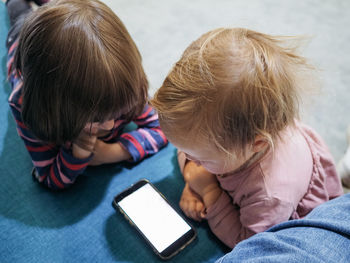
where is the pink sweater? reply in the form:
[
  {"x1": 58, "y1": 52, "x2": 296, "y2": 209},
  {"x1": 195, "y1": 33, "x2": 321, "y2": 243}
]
[{"x1": 178, "y1": 121, "x2": 343, "y2": 248}]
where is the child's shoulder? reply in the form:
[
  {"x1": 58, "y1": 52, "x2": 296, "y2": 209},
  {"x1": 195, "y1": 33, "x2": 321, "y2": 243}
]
[{"x1": 263, "y1": 124, "x2": 313, "y2": 176}]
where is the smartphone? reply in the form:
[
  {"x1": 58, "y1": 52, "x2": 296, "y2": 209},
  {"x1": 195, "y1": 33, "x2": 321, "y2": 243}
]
[{"x1": 112, "y1": 179, "x2": 196, "y2": 260}]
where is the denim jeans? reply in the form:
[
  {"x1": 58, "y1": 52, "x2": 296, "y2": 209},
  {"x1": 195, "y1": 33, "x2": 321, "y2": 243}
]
[{"x1": 216, "y1": 193, "x2": 350, "y2": 263}]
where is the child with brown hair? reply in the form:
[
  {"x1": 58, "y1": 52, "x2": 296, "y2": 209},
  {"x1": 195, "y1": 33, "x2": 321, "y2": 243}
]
[
  {"x1": 6, "y1": 0, "x2": 167, "y2": 189},
  {"x1": 151, "y1": 28, "x2": 343, "y2": 248}
]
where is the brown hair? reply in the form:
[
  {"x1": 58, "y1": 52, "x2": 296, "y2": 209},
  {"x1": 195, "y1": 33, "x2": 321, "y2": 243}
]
[
  {"x1": 152, "y1": 28, "x2": 313, "y2": 155},
  {"x1": 15, "y1": 0, "x2": 148, "y2": 145}
]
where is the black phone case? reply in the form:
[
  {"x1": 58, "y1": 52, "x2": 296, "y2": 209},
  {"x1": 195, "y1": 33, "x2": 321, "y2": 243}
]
[{"x1": 112, "y1": 179, "x2": 197, "y2": 260}]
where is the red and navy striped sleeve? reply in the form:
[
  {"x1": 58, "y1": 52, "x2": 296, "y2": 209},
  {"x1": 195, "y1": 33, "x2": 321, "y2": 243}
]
[
  {"x1": 118, "y1": 104, "x2": 168, "y2": 162},
  {"x1": 9, "y1": 99, "x2": 92, "y2": 190},
  {"x1": 7, "y1": 41, "x2": 92, "y2": 190}
]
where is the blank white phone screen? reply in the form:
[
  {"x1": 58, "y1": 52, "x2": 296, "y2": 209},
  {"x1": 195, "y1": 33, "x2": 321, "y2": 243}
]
[{"x1": 118, "y1": 183, "x2": 191, "y2": 253}]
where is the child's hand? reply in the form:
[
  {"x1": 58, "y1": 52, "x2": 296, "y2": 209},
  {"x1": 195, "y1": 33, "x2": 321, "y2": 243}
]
[
  {"x1": 179, "y1": 183, "x2": 205, "y2": 221},
  {"x1": 89, "y1": 140, "x2": 131, "y2": 166},
  {"x1": 184, "y1": 161, "x2": 217, "y2": 196},
  {"x1": 89, "y1": 139, "x2": 108, "y2": 165},
  {"x1": 183, "y1": 161, "x2": 223, "y2": 209},
  {"x1": 72, "y1": 131, "x2": 98, "y2": 159},
  {"x1": 183, "y1": 160, "x2": 212, "y2": 182}
]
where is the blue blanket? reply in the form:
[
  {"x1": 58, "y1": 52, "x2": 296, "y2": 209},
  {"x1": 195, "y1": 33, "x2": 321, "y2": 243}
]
[{"x1": 0, "y1": 3, "x2": 228, "y2": 262}]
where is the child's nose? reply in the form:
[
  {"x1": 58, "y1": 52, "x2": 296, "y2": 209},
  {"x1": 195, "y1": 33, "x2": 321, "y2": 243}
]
[{"x1": 100, "y1": 120, "x2": 115, "y2": 130}]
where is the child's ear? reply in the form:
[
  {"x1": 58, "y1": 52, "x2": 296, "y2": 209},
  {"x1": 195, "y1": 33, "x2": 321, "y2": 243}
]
[{"x1": 252, "y1": 135, "x2": 268, "y2": 153}]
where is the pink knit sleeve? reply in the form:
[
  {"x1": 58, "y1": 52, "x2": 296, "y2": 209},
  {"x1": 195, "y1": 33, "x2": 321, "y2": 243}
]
[{"x1": 205, "y1": 192, "x2": 294, "y2": 248}]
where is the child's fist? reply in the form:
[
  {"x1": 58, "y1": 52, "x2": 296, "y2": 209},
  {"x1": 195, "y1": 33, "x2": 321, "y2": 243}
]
[{"x1": 180, "y1": 183, "x2": 205, "y2": 221}]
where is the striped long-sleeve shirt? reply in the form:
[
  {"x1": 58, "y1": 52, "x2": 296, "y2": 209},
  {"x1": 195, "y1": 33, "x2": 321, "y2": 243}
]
[{"x1": 7, "y1": 41, "x2": 167, "y2": 190}]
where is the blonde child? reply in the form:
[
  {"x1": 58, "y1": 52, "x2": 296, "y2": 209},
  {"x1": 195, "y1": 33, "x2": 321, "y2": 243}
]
[
  {"x1": 6, "y1": 0, "x2": 167, "y2": 190},
  {"x1": 151, "y1": 28, "x2": 343, "y2": 248}
]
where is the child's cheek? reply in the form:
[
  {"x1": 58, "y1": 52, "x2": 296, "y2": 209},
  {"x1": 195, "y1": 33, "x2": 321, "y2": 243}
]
[{"x1": 201, "y1": 162, "x2": 222, "y2": 174}]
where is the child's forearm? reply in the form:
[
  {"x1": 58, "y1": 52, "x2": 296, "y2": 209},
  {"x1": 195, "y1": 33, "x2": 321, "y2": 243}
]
[
  {"x1": 107, "y1": 142, "x2": 132, "y2": 163},
  {"x1": 33, "y1": 146, "x2": 92, "y2": 189},
  {"x1": 205, "y1": 194, "x2": 249, "y2": 248},
  {"x1": 202, "y1": 185, "x2": 223, "y2": 209},
  {"x1": 91, "y1": 141, "x2": 131, "y2": 165},
  {"x1": 72, "y1": 133, "x2": 97, "y2": 159},
  {"x1": 72, "y1": 143, "x2": 93, "y2": 159}
]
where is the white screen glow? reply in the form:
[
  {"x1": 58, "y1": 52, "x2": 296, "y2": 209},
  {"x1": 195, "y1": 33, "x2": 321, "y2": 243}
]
[{"x1": 118, "y1": 183, "x2": 191, "y2": 253}]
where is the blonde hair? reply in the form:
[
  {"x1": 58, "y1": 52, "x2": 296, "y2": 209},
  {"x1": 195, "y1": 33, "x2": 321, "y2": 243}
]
[{"x1": 152, "y1": 28, "x2": 313, "y2": 156}]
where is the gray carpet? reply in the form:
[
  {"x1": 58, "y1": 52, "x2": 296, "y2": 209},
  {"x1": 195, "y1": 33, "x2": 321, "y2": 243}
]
[{"x1": 102, "y1": 0, "x2": 350, "y2": 162}]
